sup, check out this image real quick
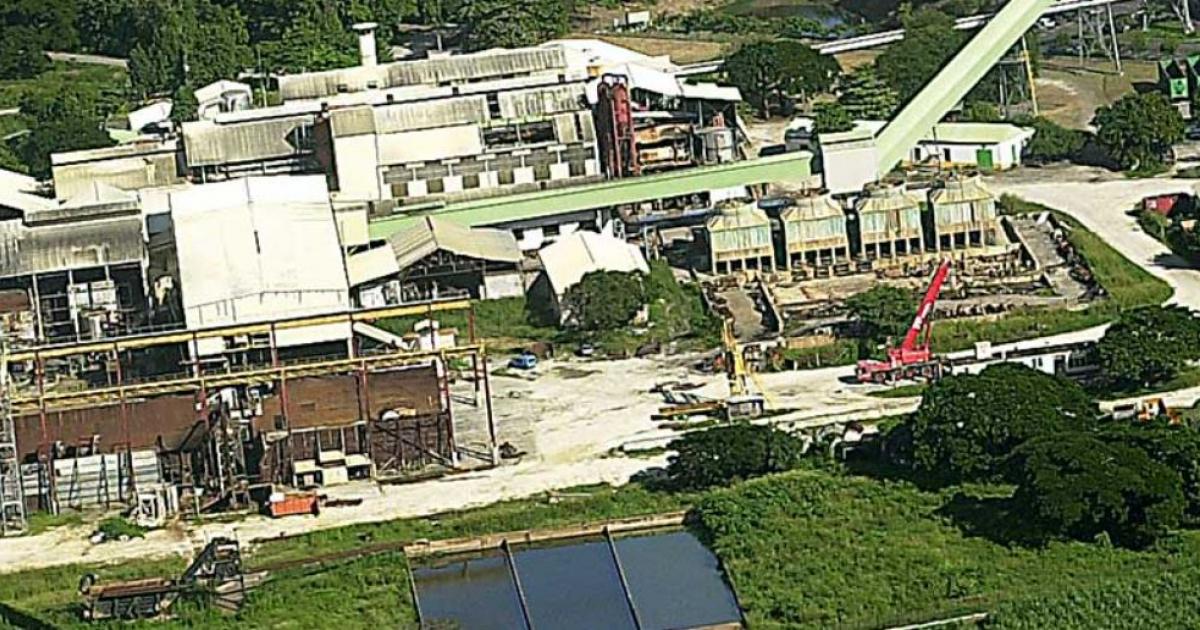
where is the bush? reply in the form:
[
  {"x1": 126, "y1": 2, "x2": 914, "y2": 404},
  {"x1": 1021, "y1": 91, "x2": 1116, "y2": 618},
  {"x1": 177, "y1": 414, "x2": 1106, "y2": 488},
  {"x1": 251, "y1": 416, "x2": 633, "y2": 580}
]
[
  {"x1": 667, "y1": 424, "x2": 804, "y2": 490},
  {"x1": 903, "y1": 363, "x2": 1098, "y2": 484},
  {"x1": 1021, "y1": 117, "x2": 1087, "y2": 164},
  {"x1": 1008, "y1": 433, "x2": 1184, "y2": 549},
  {"x1": 97, "y1": 517, "x2": 148, "y2": 539},
  {"x1": 1096, "y1": 305, "x2": 1200, "y2": 390}
]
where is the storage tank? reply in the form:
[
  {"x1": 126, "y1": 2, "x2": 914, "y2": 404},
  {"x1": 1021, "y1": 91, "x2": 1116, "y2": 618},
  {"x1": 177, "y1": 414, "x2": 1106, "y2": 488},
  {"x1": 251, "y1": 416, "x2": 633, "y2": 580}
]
[
  {"x1": 928, "y1": 175, "x2": 998, "y2": 250},
  {"x1": 706, "y1": 202, "x2": 775, "y2": 274},
  {"x1": 781, "y1": 194, "x2": 849, "y2": 268},
  {"x1": 855, "y1": 183, "x2": 925, "y2": 258}
]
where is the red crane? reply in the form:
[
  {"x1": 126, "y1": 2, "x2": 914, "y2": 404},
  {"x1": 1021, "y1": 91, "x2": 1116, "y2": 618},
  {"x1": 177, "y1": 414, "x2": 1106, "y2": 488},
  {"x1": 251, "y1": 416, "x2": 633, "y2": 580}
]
[{"x1": 856, "y1": 260, "x2": 952, "y2": 383}]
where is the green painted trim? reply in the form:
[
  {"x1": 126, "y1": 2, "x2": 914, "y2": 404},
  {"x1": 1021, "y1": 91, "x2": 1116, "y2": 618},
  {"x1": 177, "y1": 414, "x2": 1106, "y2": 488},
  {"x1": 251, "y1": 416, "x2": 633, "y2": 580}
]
[{"x1": 368, "y1": 152, "x2": 813, "y2": 239}]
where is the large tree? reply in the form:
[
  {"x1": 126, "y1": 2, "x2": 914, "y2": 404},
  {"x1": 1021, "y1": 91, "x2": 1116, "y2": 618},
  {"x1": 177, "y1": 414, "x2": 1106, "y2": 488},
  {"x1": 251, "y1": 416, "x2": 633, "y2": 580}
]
[
  {"x1": 837, "y1": 65, "x2": 899, "y2": 120},
  {"x1": 875, "y1": 7, "x2": 966, "y2": 102},
  {"x1": 813, "y1": 101, "x2": 853, "y2": 133},
  {"x1": 1099, "y1": 421, "x2": 1200, "y2": 525},
  {"x1": 129, "y1": 0, "x2": 253, "y2": 97},
  {"x1": 0, "y1": 0, "x2": 78, "y2": 79},
  {"x1": 1097, "y1": 305, "x2": 1200, "y2": 390},
  {"x1": 845, "y1": 285, "x2": 916, "y2": 356},
  {"x1": 1009, "y1": 433, "x2": 1184, "y2": 549},
  {"x1": 458, "y1": 0, "x2": 571, "y2": 52},
  {"x1": 725, "y1": 39, "x2": 839, "y2": 118},
  {"x1": 561, "y1": 270, "x2": 646, "y2": 332},
  {"x1": 1094, "y1": 92, "x2": 1185, "y2": 171},
  {"x1": 667, "y1": 423, "x2": 804, "y2": 490},
  {"x1": 15, "y1": 87, "x2": 115, "y2": 179},
  {"x1": 903, "y1": 363, "x2": 1098, "y2": 484}
]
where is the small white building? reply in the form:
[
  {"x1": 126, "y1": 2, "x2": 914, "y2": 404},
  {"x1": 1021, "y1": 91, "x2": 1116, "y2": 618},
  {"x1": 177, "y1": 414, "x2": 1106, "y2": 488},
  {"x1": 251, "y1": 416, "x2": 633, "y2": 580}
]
[{"x1": 909, "y1": 122, "x2": 1035, "y2": 171}]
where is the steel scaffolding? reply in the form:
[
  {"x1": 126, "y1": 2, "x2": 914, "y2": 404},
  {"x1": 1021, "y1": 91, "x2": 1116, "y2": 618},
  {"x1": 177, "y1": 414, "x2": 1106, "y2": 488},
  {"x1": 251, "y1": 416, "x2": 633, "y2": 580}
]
[{"x1": 0, "y1": 330, "x2": 27, "y2": 535}]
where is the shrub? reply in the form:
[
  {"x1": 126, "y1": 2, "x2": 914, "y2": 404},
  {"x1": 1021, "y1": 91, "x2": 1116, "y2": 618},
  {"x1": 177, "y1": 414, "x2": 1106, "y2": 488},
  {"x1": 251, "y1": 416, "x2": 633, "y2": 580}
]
[{"x1": 667, "y1": 424, "x2": 804, "y2": 490}]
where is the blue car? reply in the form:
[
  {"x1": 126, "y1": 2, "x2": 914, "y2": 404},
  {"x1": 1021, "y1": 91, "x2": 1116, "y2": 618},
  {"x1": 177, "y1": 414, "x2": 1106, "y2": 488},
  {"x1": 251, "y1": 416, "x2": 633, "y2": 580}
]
[{"x1": 509, "y1": 352, "x2": 538, "y2": 370}]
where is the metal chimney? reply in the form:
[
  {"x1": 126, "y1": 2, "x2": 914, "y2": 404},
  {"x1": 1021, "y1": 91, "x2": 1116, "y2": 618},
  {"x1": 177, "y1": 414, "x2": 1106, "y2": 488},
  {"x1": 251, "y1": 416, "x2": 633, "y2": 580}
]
[{"x1": 353, "y1": 22, "x2": 379, "y2": 68}]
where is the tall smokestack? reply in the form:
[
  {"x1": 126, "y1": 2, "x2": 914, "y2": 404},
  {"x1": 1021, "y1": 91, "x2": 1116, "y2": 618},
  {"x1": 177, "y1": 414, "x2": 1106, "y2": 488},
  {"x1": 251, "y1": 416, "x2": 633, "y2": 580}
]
[{"x1": 353, "y1": 22, "x2": 378, "y2": 68}]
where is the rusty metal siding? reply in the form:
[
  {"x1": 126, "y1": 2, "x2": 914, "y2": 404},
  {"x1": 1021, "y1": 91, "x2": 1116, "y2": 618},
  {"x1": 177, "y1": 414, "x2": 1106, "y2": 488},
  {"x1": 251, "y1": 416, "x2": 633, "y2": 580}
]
[{"x1": 14, "y1": 394, "x2": 198, "y2": 458}]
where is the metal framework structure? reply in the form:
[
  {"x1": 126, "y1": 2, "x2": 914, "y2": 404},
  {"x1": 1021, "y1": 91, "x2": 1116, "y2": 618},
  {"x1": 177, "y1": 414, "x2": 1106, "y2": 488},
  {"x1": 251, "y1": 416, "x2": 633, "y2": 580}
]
[{"x1": 0, "y1": 329, "x2": 26, "y2": 535}]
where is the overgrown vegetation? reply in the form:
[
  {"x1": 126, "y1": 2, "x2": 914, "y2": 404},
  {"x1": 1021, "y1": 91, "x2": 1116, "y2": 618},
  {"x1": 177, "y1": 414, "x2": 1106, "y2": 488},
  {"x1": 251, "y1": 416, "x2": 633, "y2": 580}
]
[
  {"x1": 695, "y1": 470, "x2": 1200, "y2": 629},
  {"x1": 1097, "y1": 305, "x2": 1200, "y2": 391},
  {"x1": 1094, "y1": 92, "x2": 1185, "y2": 171}
]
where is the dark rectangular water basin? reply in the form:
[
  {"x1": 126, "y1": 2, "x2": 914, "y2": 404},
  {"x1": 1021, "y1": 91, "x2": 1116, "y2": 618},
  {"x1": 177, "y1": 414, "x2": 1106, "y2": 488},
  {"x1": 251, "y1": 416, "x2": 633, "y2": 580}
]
[{"x1": 411, "y1": 529, "x2": 742, "y2": 630}]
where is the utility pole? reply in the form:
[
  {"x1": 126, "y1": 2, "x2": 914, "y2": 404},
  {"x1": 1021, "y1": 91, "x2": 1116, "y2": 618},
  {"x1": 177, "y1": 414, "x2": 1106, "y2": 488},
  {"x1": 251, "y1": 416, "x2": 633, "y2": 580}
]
[{"x1": 0, "y1": 330, "x2": 26, "y2": 536}]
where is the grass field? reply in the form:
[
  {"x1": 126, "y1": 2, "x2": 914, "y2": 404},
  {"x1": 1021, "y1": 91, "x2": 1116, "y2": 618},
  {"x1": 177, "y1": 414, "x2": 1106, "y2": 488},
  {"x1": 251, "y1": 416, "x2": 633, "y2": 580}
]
[{"x1": 696, "y1": 471, "x2": 1200, "y2": 629}]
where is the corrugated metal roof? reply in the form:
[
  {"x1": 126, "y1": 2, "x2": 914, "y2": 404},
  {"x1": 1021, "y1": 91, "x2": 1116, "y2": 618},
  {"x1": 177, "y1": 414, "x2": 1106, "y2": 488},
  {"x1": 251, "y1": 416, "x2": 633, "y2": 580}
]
[
  {"x1": 538, "y1": 230, "x2": 648, "y2": 297},
  {"x1": 706, "y1": 203, "x2": 770, "y2": 231},
  {"x1": 371, "y1": 97, "x2": 489, "y2": 135},
  {"x1": 498, "y1": 84, "x2": 586, "y2": 119},
  {"x1": 182, "y1": 116, "x2": 313, "y2": 167},
  {"x1": 346, "y1": 246, "x2": 401, "y2": 286},
  {"x1": 0, "y1": 214, "x2": 145, "y2": 279},
  {"x1": 388, "y1": 216, "x2": 521, "y2": 270},
  {"x1": 52, "y1": 152, "x2": 181, "y2": 200},
  {"x1": 930, "y1": 176, "x2": 994, "y2": 205},
  {"x1": 171, "y1": 176, "x2": 349, "y2": 327},
  {"x1": 925, "y1": 122, "x2": 1034, "y2": 145},
  {"x1": 856, "y1": 184, "x2": 922, "y2": 214},
  {"x1": 279, "y1": 47, "x2": 576, "y2": 101},
  {"x1": 782, "y1": 194, "x2": 843, "y2": 222}
]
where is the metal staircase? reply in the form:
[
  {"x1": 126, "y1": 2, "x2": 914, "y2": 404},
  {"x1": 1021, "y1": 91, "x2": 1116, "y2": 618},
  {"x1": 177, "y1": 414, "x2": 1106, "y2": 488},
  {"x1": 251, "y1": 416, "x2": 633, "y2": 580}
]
[{"x1": 0, "y1": 330, "x2": 26, "y2": 536}]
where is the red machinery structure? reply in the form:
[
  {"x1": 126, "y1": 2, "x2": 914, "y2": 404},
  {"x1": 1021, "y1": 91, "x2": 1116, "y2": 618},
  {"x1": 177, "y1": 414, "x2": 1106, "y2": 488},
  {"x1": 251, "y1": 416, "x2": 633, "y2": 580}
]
[
  {"x1": 856, "y1": 260, "x2": 952, "y2": 383},
  {"x1": 595, "y1": 77, "x2": 640, "y2": 178}
]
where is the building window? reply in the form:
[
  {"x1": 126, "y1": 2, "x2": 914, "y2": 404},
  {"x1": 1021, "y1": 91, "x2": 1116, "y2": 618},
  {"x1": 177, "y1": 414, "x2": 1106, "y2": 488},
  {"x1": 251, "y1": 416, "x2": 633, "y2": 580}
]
[
  {"x1": 534, "y1": 164, "x2": 551, "y2": 181},
  {"x1": 543, "y1": 224, "x2": 560, "y2": 237},
  {"x1": 463, "y1": 173, "x2": 480, "y2": 189},
  {"x1": 498, "y1": 169, "x2": 515, "y2": 185},
  {"x1": 942, "y1": 148, "x2": 952, "y2": 162},
  {"x1": 427, "y1": 178, "x2": 445, "y2": 194}
]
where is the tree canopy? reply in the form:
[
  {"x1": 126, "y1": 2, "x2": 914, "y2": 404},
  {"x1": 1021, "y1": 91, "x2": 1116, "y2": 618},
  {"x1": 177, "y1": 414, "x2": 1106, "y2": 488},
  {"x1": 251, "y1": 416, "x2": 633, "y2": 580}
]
[
  {"x1": 1096, "y1": 305, "x2": 1200, "y2": 390},
  {"x1": 813, "y1": 101, "x2": 853, "y2": 134},
  {"x1": 837, "y1": 65, "x2": 899, "y2": 120},
  {"x1": 1008, "y1": 433, "x2": 1184, "y2": 549},
  {"x1": 845, "y1": 285, "x2": 916, "y2": 356},
  {"x1": 1099, "y1": 421, "x2": 1200, "y2": 525},
  {"x1": 14, "y1": 87, "x2": 115, "y2": 179},
  {"x1": 561, "y1": 270, "x2": 645, "y2": 332},
  {"x1": 903, "y1": 363, "x2": 1098, "y2": 484},
  {"x1": 725, "y1": 40, "x2": 839, "y2": 118},
  {"x1": 1094, "y1": 92, "x2": 1185, "y2": 171},
  {"x1": 459, "y1": 0, "x2": 571, "y2": 52},
  {"x1": 667, "y1": 423, "x2": 804, "y2": 490},
  {"x1": 875, "y1": 7, "x2": 966, "y2": 103}
]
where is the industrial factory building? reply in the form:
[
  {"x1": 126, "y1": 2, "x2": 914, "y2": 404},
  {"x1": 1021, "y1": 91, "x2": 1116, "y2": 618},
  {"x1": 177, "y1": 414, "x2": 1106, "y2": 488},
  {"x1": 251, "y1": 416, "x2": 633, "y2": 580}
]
[{"x1": 170, "y1": 175, "x2": 353, "y2": 356}]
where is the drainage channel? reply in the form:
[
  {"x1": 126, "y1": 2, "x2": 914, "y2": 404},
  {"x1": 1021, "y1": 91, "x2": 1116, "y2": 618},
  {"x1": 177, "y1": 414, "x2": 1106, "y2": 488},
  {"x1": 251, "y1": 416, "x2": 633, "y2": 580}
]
[{"x1": 411, "y1": 529, "x2": 743, "y2": 630}]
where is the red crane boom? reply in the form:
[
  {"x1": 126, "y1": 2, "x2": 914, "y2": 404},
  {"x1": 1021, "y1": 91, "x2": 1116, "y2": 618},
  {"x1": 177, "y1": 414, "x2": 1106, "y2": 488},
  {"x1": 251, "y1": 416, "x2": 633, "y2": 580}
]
[{"x1": 856, "y1": 260, "x2": 952, "y2": 383}]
